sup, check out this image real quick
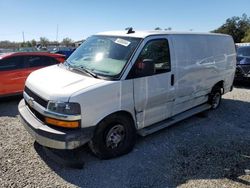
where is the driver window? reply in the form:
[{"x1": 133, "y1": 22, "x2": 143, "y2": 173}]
[{"x1": 128, "y1": 39, "x2": 171, "y2": 79}]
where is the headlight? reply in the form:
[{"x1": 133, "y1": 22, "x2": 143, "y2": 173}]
[{"x1": 47, "y1": 101, "x2": 81, "y2": 115}]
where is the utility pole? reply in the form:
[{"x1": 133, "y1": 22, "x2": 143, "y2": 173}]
[
  {"x1": 56, "y1": 24, "x2": 59, "y2": 42},
  {"x1": 22, "y1": 31, "x2": 25, "y2": 43}
]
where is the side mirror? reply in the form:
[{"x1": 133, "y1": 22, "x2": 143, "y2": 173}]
[{"x1": 136, "y1": 59, "x2": 155, "y2": 77}]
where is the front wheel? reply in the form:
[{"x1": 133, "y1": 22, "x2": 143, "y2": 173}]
[
  {"x1": 208, "y1": 87, "x2": 222, "y2": 109},
  {"x1": 89, "y1": 114, "x2": 136, "y2": 159}
]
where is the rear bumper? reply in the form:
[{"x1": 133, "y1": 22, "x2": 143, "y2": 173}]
[{"x1": 18, "y1": 99, "x2": 94, "y2": 149}]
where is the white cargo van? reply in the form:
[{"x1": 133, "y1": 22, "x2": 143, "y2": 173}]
[{"x1": 18, "y1": 30, "x2": 236, "y2": 159}]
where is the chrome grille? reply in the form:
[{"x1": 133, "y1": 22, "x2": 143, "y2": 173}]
[{"x1": 24, "y1": 87, "x2": 48, "y2": 108}]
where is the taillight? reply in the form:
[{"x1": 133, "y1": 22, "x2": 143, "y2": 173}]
[{"x1": 56, "y1": 57, "x2": 65, "y2": 63}]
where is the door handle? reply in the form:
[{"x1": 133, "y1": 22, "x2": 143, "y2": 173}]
[{"x1": 171, "y1": 74, "x2": 174, "y2": 86}]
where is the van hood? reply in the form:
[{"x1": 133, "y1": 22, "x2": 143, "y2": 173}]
[{"x1": 25, "y1": 65, "x2": 106, "y2": 101}]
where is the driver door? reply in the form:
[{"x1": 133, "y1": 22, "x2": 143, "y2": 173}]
[{"x1": 128, "y1": 37, "x2": 175, "y2": 129}]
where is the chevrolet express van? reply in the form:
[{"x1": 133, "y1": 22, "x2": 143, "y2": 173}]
[{"x1": 18, "y1": 30, "x2": 236, "y2": 159}]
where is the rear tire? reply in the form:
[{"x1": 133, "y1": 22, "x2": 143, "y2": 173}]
[
  {"x1": 208, "y1": 86, "x2": 222, "y2": 110},
  {"x1": 89, "y1": 113, "x2": 136, "y2": 159}
]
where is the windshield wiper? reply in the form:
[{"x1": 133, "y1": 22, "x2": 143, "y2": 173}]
[
  {"x1": 81, "y1": 67, "x2": 98, "y2": 78},
  {"x1": 63, "y1": 60, "x2": 98, "y2": 78},
  {"x1": 71, "y1": 66, "x2": 98, "y2": 78}
]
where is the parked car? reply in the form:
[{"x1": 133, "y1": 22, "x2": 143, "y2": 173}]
[
  {"x1": 18, "y1": 30, "x2": 236, "y2": 159},
  {"x1": 0, "y1": 48, "x2": 13, "y2": 53},
  {"x1": 0, "y1": 52, "x2": 65, "y2": 97},
  {"x1": 235, "y1": 45, "x2": 250, "y2": 81},
  {"x1": 17, "y1": 47, "x2": 38, "y2": 52},
  {"x1": 50, "y1": 46, "x2": 75, "y2": 58}
]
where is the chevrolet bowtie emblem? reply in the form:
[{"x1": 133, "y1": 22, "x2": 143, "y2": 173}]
[{"x1": 28, "y1": 97, "x2": 34, "y2": 108}]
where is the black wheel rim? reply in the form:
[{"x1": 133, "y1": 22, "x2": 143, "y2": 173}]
[
  {"x1": 105, "y1": 124, "x2": 125, "y2": 149},
  {"x1": 212, "y1": 92, "x2": 221, "y2": 109}
]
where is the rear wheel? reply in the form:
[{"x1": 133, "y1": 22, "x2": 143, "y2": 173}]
[
  {"x1": 89, "y1": 113, "x2": 136, "y2": 159},
  {"x1": 208, "y1": 86, "x2": 222, "y2": 109}
]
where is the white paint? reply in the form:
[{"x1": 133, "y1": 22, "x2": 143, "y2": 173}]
[{"x1": 25, "y1": 31, "x2": 236, "y2": 131}]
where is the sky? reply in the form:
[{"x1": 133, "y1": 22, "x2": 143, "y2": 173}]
[{"x1": 0, "y1": 0, "x2": 249, "y2": 42}]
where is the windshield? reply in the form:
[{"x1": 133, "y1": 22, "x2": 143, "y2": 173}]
[
  {"x1": 237, "y1": 46, "x2": 250, "y2": 57},
  {"x1": 67, "y1": 35, "x2": 141, "y2": 78}
]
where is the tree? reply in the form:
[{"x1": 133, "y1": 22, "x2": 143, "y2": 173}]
[
  {"x1": 61, "y1": 37, "x2": 73, "y2": 47},
  {"x1": 31, "y1": 39, "x2": 37, "y2": 47},
  {"x1": 155, "y1": 27, "x2": 162, "y2": 30},
  {"x1": 26, "y1": 41, "x2": 32, "y2": 47},
  {"x1": 51, "y1": 41, "x2": 59, "y2": 46},
  {"x1": 213, "y1": 14, "x2": 250, "y2": 43},
  {"x1": 39, "y1": 37, "x2": 49, "y2": 47},
  {"x1": 20, "y1": 42, "x2": 26, "y2": 48},
  {"x1": 242, "y1": 29, "x2": 250, "y2": 42},
  {"x1": 0, "y1": 40, "x2": 18, "y2": 48},
  {"x1": 20, "y1": 41, "x2": 32, "y2": 48},
  {"x1": 165, "y1": 27, "x2": 172, "y2": 31}
]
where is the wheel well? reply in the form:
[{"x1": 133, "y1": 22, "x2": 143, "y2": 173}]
[
  {"x1": 96, "y1": 111, "x2": 136, "y2": 129},
  {"x1": 213, "y1": 81, "x2": 224, "y2": 94}
]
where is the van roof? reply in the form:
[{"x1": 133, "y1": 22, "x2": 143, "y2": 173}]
[{"x1": 96, "y1": 30, "x2": 229, "y2": 38}]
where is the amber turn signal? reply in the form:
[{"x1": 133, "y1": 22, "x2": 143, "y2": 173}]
[{"x1": 45, "y1": 117, "x2": 79, "y2": 128}]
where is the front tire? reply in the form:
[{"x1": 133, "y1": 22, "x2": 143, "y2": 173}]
[{"x1": 89, "y1": 113, "x2": 136, "y2": 159}]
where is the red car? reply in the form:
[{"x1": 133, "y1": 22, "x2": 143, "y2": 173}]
[{"x1": 0, "y1": 52, "x2": 65, "y2": 97}]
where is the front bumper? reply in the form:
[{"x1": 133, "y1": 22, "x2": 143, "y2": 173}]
[{"x1": 18, "y1": 99, "x2": 94, "y2": 149}]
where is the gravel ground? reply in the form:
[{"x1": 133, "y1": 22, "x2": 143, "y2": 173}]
[{"x1": 0, "y1": 84, "x2": 250, "y2": 188}]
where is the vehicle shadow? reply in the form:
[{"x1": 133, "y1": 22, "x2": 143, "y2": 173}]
[
  {"x1": 0, "y1": 95, "x2": 22, "y2": 117},
  {"x1": 35, "y1": 98, "x2": 250, "y2": 188}
]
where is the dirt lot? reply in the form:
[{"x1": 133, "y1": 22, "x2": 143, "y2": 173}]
[{"x1": 0, "y1": 85, "x2": 250, "y2": 188}]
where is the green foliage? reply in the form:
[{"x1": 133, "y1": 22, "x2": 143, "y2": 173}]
[
  {"x1": 61, "y1": 37, "x2": 73, "y2": 47},
  {"x1": 39, "y1": 37, "x2": 49, "y2": 46},
  {"x1": 165, "y1": 27, "x2": 172, "y2": 31},
  {"x1": 20, "y1": 41, "x2": 32, "y2": 47},
  {"x1": 20, "y1": 42, "x2": 26, "y2": 47},
  {"x1": 0, "y1": 37, "x2": 75, "y2": 49},
  {"x1": 51, "y1": 41, "x2": 59, "y2": 46},
  {"x1": 155, "y1": 27, "x2": 172, "y2": 31},
  {"x1": 155, "y1": 27, "x2": 162, "y2": 30},
  {"x1": 31, "y1": 39, "x2": 36, "y2": 47},
  {"x1": 213, "y1": 14, "x2": 250, "y2": 43},
  {"x1": 0, "y1": 41, "x2": 19, "y2": 48},
  {"x1": 26, "y1": 41, "x2": 32, "y2": 47},
  {"x1": 242, "y1": 29, "x2": 250, "y2": 42}
]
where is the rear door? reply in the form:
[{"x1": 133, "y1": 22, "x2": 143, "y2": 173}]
[
  {"x1": 0, "y1": 56, "x2": 26, "y2": 95},
  {"x1": 128, "y1": 36, "x2": 175, "y2": 129}
]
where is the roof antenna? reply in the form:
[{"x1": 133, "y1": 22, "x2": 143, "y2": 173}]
[{"x1": 126, "y1": 27, "x2": 135, "y2": 34}]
